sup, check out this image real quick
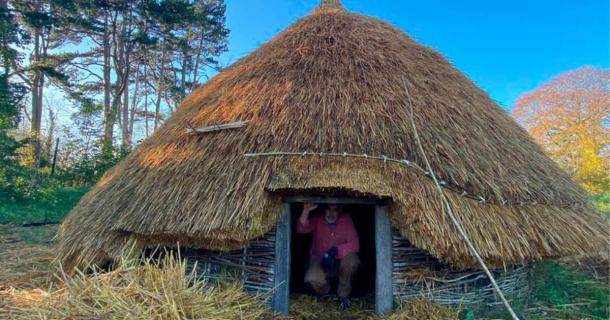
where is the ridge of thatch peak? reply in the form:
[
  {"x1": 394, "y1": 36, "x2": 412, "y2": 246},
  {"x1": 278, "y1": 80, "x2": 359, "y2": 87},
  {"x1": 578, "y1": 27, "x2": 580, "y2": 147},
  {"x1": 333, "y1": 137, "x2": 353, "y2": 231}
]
[{"x1": 315, "y1": 0, "x2": 346, "y2": 13}]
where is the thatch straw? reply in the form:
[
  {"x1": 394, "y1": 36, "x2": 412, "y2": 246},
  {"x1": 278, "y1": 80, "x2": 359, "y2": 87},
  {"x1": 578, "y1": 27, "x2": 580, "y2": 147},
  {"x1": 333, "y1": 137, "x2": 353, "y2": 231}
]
[
  {"x1": 57, "y1": 3, "x2": 608, "y2": 270},
  {"x1": 1, "y1": 248, "x2": 461, "y2": 320},
  {"x1": 4, "y1": 253, "x2": 271, "y2": 320}
]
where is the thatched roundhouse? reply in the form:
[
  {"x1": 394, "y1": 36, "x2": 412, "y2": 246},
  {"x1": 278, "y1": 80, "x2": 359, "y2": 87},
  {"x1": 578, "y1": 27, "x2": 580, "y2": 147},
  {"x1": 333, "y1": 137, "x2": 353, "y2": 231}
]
[{"x1": 57, "y1": 0, "x2": 607, "y2": 314}]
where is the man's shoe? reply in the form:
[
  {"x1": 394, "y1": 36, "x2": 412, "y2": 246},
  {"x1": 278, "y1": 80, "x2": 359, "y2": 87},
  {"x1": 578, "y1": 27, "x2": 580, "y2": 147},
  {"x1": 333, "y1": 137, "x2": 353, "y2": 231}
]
[{"x1": 339, "y1": 297, "x2": 351, "y2": 310}]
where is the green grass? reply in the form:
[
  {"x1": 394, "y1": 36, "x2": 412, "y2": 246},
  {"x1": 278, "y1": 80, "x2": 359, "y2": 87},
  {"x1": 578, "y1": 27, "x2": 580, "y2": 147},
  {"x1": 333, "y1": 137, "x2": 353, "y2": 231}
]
[
  {"x1": 482, "y1": 261, "x2": 609, "y2": 320},
  {"x1": 0, "y1": 186, "x2": 90, "y2": 225},
  {"x1": 528, "y1": 261, "x2": 609, "y2": 319}
]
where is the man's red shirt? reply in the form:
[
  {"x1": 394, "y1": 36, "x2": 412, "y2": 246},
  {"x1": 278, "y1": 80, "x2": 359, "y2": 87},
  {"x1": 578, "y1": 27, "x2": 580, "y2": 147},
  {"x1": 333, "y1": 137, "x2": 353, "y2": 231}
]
[{"x1": 296, "y1": 213, "x2": 360, "y2": 259}]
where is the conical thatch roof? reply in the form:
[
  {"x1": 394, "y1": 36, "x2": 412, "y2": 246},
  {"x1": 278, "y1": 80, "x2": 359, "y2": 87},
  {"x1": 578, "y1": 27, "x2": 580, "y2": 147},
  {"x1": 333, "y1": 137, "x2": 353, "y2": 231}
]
[{"x1": 57, "y1": 3, "x2": 607, "y2": 270}]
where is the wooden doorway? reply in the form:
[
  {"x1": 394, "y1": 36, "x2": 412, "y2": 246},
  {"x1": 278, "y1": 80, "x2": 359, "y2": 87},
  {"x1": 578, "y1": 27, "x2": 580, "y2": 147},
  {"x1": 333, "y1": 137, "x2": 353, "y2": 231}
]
[{"x1": 271, "y1": 196, "x2": 392, "y2": 315}]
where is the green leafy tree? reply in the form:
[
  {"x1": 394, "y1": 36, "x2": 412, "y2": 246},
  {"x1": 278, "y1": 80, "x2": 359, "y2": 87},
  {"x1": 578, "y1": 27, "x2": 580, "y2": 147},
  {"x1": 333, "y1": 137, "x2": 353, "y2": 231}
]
[
  {"x1": 61, "y1": 0, "x2": 228, "y2": 159},
  {"x1": 9, "y1": 0, "x2": 74, "y2": 163},
  {"x1": 0, "y1": 0, "x2": 33, "y2": 199},
  {"x1": 143, "y1": 0, "x2": 228, "y2": 129}
]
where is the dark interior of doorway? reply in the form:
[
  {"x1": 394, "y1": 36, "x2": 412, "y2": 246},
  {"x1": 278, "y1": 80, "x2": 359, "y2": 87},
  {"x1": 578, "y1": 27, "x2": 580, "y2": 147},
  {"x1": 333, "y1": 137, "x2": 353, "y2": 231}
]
[{"x1": 290, "y1": 203, "x2": 376, "y2": 298}]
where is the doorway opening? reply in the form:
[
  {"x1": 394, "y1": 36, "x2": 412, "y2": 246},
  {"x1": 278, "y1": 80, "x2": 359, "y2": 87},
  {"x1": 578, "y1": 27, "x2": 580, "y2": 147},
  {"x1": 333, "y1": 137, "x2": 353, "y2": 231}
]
[{"x1": 289, "y1": 202, "x2": 376, "y2": 298}]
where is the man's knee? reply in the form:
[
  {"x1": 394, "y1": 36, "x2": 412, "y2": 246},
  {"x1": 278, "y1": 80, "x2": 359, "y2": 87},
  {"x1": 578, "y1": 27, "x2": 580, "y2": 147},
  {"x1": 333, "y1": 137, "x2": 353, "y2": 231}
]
[
  {"x1": 340, "y1": 253, "x2": 360, "y2": 274},
  {"x1": 305, "y1": 269, "x2": 329, "y2": 294},
  {"x1": 305, "y1": 260, "x2": 325, "y2": 280},
  {"x1": 309, "y1": 280, "x2": 330, "y2": 295},
  {"x1": 305, "y1": 274, "x2": 326, "y2": 289}
]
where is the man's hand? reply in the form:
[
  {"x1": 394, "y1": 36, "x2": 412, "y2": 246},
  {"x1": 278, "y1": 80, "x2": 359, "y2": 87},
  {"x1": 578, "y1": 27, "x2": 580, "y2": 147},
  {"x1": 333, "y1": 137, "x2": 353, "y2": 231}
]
[
  {"x1": 299, "y1": 203, "x2": 317, "y2": 224},
  {"x1": 303, "y1": 203, "x2": 317, "y2": 214},
  {"x1": 321, "y1": 246, "x2": 338, "y2": 270}
]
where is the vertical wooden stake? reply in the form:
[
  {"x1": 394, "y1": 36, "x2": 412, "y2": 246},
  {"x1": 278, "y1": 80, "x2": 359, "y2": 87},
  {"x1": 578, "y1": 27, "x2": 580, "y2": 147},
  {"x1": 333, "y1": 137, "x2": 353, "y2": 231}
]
[
  {"x1": 375, "y1": 204, "x2": 393, "y2": 314},
  {"x1": 272, "y1": 203, "x2": 291, "y2": 314}
]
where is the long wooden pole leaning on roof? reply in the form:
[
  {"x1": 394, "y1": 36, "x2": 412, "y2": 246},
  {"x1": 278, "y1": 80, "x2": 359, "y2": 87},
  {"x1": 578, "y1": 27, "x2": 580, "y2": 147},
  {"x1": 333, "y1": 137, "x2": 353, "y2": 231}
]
[{"x1": 403, "y1": 78, "x2": 520, "y2": 320}]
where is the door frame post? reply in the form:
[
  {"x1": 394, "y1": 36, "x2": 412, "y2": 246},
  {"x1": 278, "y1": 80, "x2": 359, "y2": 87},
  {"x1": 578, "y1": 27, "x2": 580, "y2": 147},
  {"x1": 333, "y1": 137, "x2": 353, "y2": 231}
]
[
  {"x1": 375, "y1": 204, "x2": 393, "y2": 314},
  {"x1": 272, "y1": 202, "x2": 291, "y2": 314}
]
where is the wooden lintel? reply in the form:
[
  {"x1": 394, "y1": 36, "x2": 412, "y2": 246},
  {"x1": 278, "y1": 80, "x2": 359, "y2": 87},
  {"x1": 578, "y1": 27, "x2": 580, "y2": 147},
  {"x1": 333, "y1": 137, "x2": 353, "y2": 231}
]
[{"x1": 282, "y1": 195, "x2": 387, "y2": 205}]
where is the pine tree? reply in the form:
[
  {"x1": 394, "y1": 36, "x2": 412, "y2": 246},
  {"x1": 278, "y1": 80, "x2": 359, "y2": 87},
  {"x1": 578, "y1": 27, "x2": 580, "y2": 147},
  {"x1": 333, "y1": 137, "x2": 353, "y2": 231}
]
[{"x1": 0, "y1": 0, "x2": 30, "y2": 198}]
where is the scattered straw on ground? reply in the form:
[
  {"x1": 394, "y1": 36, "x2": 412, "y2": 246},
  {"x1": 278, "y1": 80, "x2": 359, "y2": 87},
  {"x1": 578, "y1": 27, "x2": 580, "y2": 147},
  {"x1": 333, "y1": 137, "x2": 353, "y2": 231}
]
[
  {"x1": 0, "y1": 224, "x2": 54, "y2": 289},
  {"x1": 388, "y1": 298, "x2": 458, "y2": 320},
  {"x1": 0, "y1": 223, "x2": 459, "y2": 319},
  {"x1": 0, "y1": 239, "x2": 459, "y2": 320},
  {"x1": 4, "y1": 253, "x2": 270, "y2": 320},
  {"x1": 0, "y1": 224, "x2": 55, "y2": 319},
  {"x1": 0, "y1": 224, "x2": 20, "y2": 244},
  {"x1": 287, "y1": 294, "x2": 377, "y2": 319},
  {"x1": 285, "y1": 294, "x2": 457, "y2": 320}
]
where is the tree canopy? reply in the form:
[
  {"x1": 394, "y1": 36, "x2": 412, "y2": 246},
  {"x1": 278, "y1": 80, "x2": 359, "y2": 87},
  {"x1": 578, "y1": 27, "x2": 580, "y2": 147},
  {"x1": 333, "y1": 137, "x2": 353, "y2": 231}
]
[
  {"x1": 512, "y1": 67, "x2": 609, "y2": 195},
  {"x1": 0, "y1": 0, "x2": 229, "y2": 201}
]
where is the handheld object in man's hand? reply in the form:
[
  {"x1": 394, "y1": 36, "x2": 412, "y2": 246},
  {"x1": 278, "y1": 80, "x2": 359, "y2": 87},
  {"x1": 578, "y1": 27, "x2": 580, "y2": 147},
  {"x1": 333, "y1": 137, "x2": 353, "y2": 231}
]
[{"x1": 321, "y1": 246, "x2": 338, "y2": 270}]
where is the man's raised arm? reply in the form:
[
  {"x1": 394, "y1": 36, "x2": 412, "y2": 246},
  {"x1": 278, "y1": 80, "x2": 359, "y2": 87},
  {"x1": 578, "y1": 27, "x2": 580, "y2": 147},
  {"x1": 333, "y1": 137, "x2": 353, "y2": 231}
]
[{"x1": 296, "y1": 203, "x2": 317, "y2": 233}]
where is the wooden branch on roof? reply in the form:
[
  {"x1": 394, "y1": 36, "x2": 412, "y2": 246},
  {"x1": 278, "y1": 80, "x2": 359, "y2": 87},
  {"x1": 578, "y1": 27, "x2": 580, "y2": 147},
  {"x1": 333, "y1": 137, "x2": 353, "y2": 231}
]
[{"x1": 186, "y1": 120, "x2": 249, "y2": 134}]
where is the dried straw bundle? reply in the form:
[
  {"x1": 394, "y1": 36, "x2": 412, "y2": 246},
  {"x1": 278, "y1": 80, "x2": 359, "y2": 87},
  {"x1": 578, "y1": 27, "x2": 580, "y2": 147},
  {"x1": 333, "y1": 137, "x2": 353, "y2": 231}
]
[
  {"x1": 1, "y1": 252, "x2": 460, "y2": 320},
  {"x1": 57, "y1": 3, "x2": 607, "y2": 270},
  {"x1": 5, "y1": 254, "x2": 270, "y2": 320}
]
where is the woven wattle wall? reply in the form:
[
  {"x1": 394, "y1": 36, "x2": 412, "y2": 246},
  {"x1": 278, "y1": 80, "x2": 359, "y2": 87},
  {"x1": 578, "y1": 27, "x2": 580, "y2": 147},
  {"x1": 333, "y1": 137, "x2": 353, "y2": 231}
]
[
  {"x1": 183, "y1": 229, "x2": 277, "y2": 294},
  {"x1": 392, "y1": 229, "x2": 529, "y2": 305}
]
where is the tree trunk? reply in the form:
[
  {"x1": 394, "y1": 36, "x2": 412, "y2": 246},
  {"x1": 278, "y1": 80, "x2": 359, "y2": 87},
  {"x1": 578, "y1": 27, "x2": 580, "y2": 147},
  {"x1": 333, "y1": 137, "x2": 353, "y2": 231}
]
[
  {"x1": 190, "y1": 33, "x2": 205, "y2": 93},
  {"x1": 144, "y1": 63, "x2": 149, "y2": 137},
  {"x1": 0, "y1": 0, "x2": 8, "y2": 76},
  {"x1": 36, "y1": 36, "x2": 47, "y2": 158},
  {"x1": 108, "y1": 10, "x2": 129, "y2": 155},
  {"x1": 121, "y1": 40, "x2": 131, "y2": 150},
  {"x1": 44, "y1": 108, "x2": 55, "y2": 160},
  {"x1": 30, "y1": 28, "x2": 43, "y2": 161},
  {"x1": 128, "y1": 64, "x2": 139, "y2": 146},
  {"x1": 180, "y1": 52, "x2": 187, "y2": 102},
  {"x1": 154, "y1": 40, "x2": 166, "y2": 131},
  {"x1": 102, "y1": 13, "x2": 114, "y2": 158}
]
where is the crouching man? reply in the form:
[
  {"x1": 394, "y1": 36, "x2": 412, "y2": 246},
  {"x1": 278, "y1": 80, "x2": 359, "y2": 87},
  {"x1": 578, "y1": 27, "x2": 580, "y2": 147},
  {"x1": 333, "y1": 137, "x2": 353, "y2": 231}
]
[{"x1": 296, "y1": 203, "x2": 360, "y2": 309}]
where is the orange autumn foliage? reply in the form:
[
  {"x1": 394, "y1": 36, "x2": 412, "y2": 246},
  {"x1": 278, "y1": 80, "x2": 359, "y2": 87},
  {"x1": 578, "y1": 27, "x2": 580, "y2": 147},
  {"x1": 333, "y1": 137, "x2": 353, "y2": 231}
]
[{"x1": 512, "y1": 67, "x2": 609, "y2": 195}]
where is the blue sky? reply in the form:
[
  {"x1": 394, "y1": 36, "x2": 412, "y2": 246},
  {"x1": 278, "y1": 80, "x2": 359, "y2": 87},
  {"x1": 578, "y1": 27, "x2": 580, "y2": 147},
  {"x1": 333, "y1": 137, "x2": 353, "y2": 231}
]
[{"x1": 220, "y1": 0, "x2": 609, "y2": 110}]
